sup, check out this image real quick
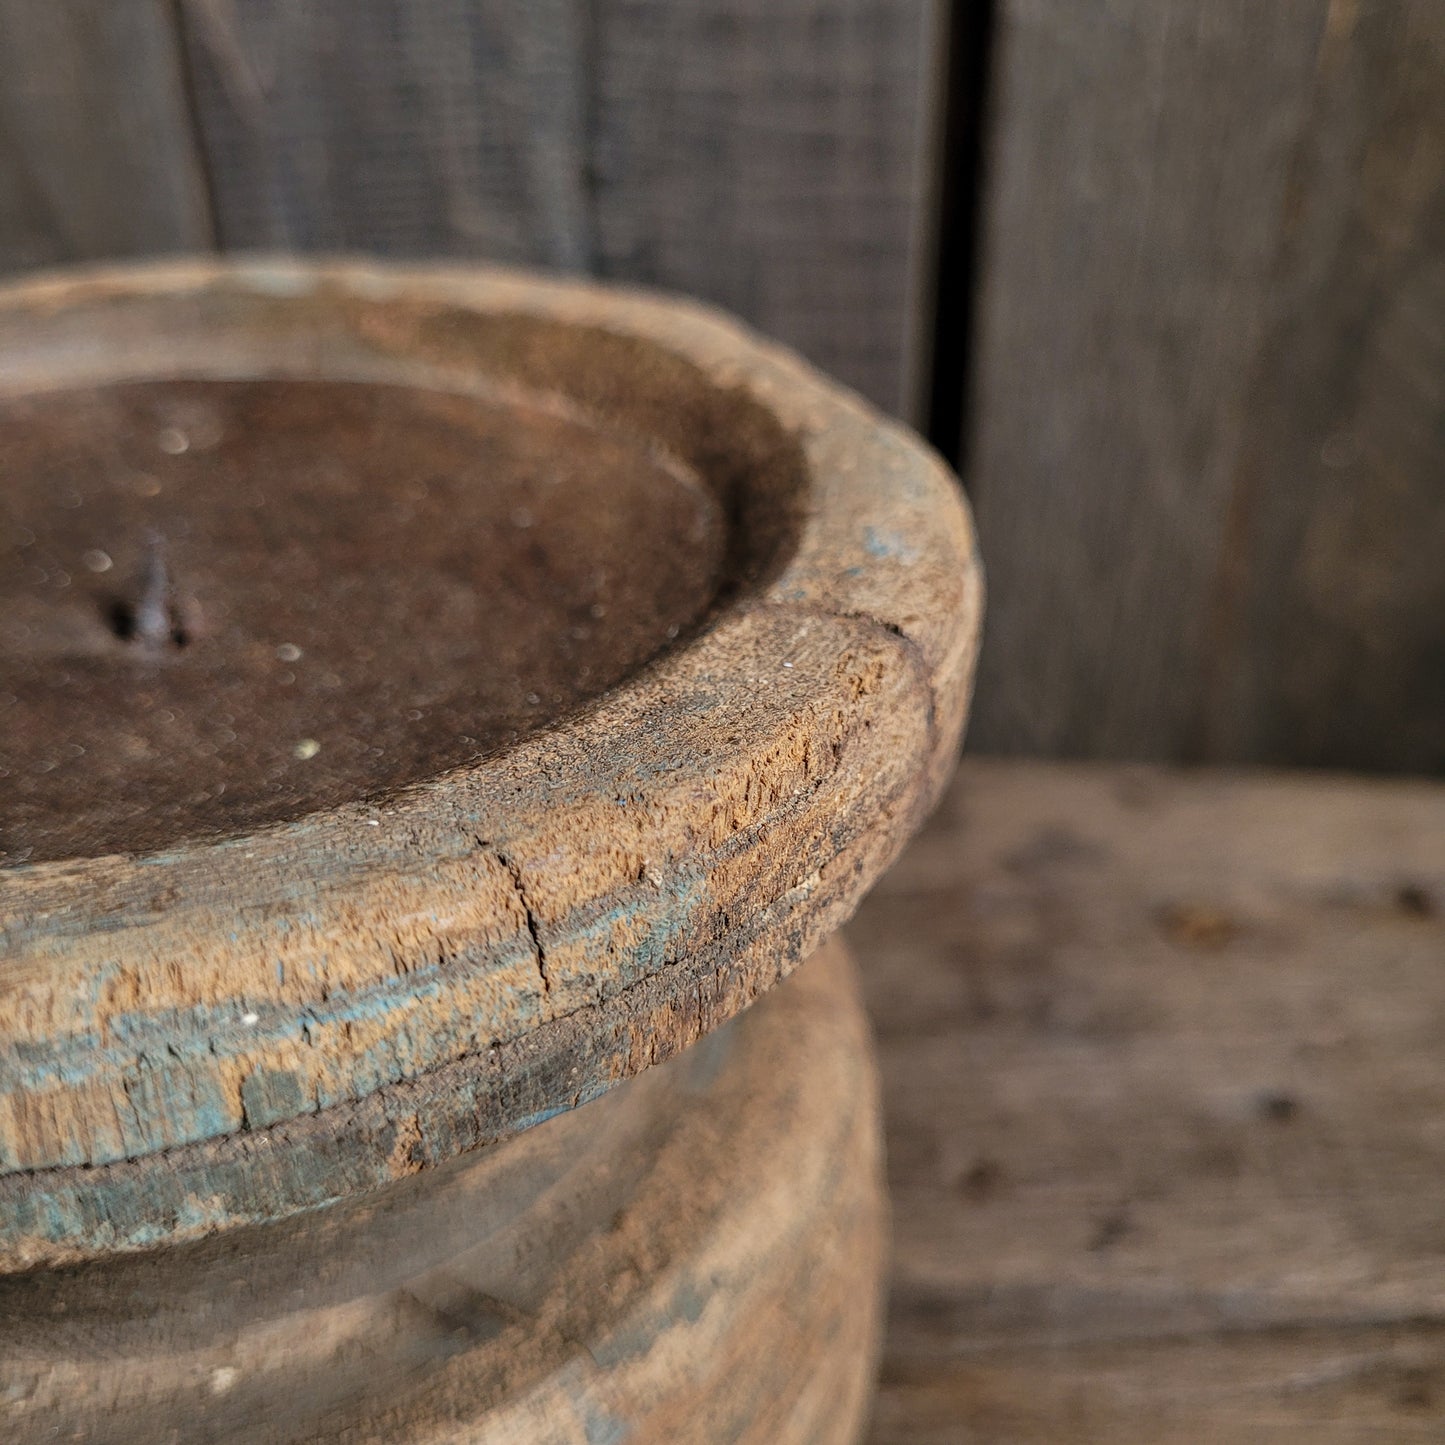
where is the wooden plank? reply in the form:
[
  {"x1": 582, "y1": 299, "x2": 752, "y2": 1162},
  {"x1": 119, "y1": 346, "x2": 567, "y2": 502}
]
[
  {"x1": 965, "y1": 0, "x2": 1445, "y2": 770},
  {"x1": 1203, "y1": 0, "x2": 1445, "y2": 772},
  {"x1": 961, "y1": 3, "x2": 1335, "y2": 759},
  {"x1": 851, "y1": 757, "x2": 1445, "y2": 1441},
  {"x1": 0, "y1": 2, "x2": 211, "y2": 273},
  {"x1": 177, "y1": 0, "x2": 594, "y2": 269},
  {"x1": 873, "y1": 1327, "x2": 1445, "y2": 1444},
  {"x1": 176, "y1": 0, "x2": 939, "y2": 416},
  {"x1": 588, "y1": 0, "x2": 941, "y2": 415}
]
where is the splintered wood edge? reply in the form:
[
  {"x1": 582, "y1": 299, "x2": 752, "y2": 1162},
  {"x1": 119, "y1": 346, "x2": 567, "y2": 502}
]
[{"x1": 0, "y1": 258, "x2": 982, "y2": 1259}]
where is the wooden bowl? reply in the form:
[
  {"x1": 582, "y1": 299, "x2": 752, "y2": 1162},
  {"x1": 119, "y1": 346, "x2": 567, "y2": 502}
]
[{"x1": 0, "y1": 260, "x2": 982, "y2": 1442}]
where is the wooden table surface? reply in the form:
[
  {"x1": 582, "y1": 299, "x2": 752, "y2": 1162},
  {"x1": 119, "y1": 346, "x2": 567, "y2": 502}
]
[{"x1": 852, "y1": 758, "x2": 1445, "y2": 1442}]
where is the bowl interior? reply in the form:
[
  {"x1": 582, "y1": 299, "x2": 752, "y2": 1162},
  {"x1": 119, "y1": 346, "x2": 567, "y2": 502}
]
[{"x1": 0, "y1": 288, "x2": 806, "y2": 863}]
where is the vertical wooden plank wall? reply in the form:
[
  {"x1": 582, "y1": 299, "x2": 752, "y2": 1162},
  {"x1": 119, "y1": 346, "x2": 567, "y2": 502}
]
[
  {"x1": 0, "y1": 3, "x2": 211, "y2": 272},
  {"x1": 962, "y1": 0, "x2": 1445, "y2": 770},
  {"x1": 584, "y1": 1, "x2": 942, "y2": 417},
  {"x1": 178, "y1": 0, "x2": 941, "y2": 418},
  {"x1": 1201, "y1": 0, "x2": 1445, "y2": 773},
  {"x1": 176, "y1": 2, "x2": 598, "y2": 271},
  {"x1": 0, "y1": 1, "x2": 939, "y2": 418}
]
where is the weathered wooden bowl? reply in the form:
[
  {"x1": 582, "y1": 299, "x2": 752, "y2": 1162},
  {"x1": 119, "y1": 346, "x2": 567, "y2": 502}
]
[{"x1": 0, "y1": 260, "x2": 982, "y2": 1442}]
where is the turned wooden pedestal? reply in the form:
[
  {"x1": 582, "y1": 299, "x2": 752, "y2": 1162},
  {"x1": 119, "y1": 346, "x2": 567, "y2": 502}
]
[{"x1": 0, "y1": 261, "x2": 982, "y2": 1442}]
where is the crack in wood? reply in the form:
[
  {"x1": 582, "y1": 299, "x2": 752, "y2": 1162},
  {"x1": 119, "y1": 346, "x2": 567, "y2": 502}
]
[{"x1": 482, "y1": 841, "x2": 550, "y2": 999}]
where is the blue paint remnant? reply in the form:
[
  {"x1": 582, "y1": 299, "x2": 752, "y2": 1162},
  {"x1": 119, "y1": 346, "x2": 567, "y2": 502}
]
[
  {"x1": 508, "y1": 1102, "x2": 570, "y2": 1135},
  {"x1": 670, "y1": 1278, "x2": 710, "y2": 1325},
  {"x1": 5, "y1": 837, "x2": 718, "y2": 1172},
  {"x1": 568, "y1": 864, "x2": 707, "y2": 994},
  {"x1": 7, "y1": 933, "x2": 540, "y2": 1090},
  {"x1": 587, "y1": 1273, "x2": 714, "y2": 1372},
  {"x1": 240, "y1": 1069, "x2": 306, "y2": 1129},
  {"x1": 0, "y1": 928, "x2": 546, "y2": 1167},
  {"x1": 863, "y1": 525, "x2": 920, "y2": 563},
  {"x1": 587, "y1": 1319, "x2": 655, "y2": 1371},
  {"x1": 585, "y1": 1411, "x2": 631, "y2": 1445}
]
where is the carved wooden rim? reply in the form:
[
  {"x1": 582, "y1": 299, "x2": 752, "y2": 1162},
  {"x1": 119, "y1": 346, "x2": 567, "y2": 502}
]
[{"x1": 0, "y1": 258, "x2": 982, "y2": 1265}]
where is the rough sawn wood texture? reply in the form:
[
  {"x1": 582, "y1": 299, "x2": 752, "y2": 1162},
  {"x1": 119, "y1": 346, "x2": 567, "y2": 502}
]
[
  {"x1": 856, "y1": 758, "x2": 1445, "y2": 1442},
  {"x1": 0, "y1": 0, "x2": 941, "y2": 420},
  {"x1": 0, "y1": 2, "x2": 212, "y2": 272},
  {"x1": 963, "y1": 0, "x2": 1445, "y2": 770}
]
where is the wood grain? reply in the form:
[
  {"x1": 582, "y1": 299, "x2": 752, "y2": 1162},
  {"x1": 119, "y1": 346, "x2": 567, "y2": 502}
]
[
  {"x1": 175, "y1": 0, "x2": 939, "y2": 415},
  {"x1": 0, "y1": 258, "x2": 981, "y2": 1264},
  {"x1": 1203, "y1": 0, "x2": 1445, "y2": 772},
  {"x1": 177, "y1": 0, "x2": 594, "y2": 270},
  {"x1": 852, "y1": 757, "x2": 1445, "y2": 1441},
  {"x1": 1, "y1": 938, "x2": 886, "y2": 1444},
  {"x1": 587, "y1": 0, "x2": 941, "y2": 415},
  {"x1": 962, "y1": 0, "x2": 1445, "y2": 770},
  {"x1": 0, "y1": 2, "x2": 211, "y2": 272},
  {"x1": 963, "y1": 0, "x2": 1331, "y2": 759}
]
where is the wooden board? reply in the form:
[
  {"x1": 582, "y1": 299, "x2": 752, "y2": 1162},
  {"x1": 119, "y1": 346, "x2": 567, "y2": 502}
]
[
  {"x1": 853, "y1": 757, "x2": 1445, "y2": 1441},
  {"x1": 585, "y1": 0, "x2": 942, "y2": 416},
  {"x1": 962, "y1": 0, "x2": 1445, "y2": 771},
  {"x1": 175, "y1": 1, "x2": 594, "y2": 269},
  {"x1": 1201, "y1": 0, "x2": 1445, "y2": 774},
  {"x1": 0, "y1": 2, "x2": 212, "y2": 272},
  {"x1": 175, "y1": 0, "x2": 940, "y2": 416}
]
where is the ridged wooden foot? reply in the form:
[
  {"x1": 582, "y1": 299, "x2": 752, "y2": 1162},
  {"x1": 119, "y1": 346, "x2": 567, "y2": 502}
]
[{"x1": 1, "y1": 939, "x2": 883, "y2": 1444}]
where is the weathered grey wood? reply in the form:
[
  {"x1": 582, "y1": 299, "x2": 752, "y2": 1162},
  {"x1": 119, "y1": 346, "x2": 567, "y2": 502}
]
[
  {"x1": 966, "y1": 1, "x2": 1391, "y2": 762},
  {"x1": 176, "y1": 0, "x2": 938, "y2": 415},
  {"x1": 1202, "y1": 0, "x2": 1445, "y2": 772},
  {"x1": 587, "y1": 0, "x2": 941, "y2": 415},
  {"x1": 854, "y1": 758, "x2": 1445, "y2": 1441},
  {"x1": 177, "y1": 0, "x2": 593, "y2": 270},
  {"x1": 0, "y1": 2, "x2": 212, "y2": 272}
]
